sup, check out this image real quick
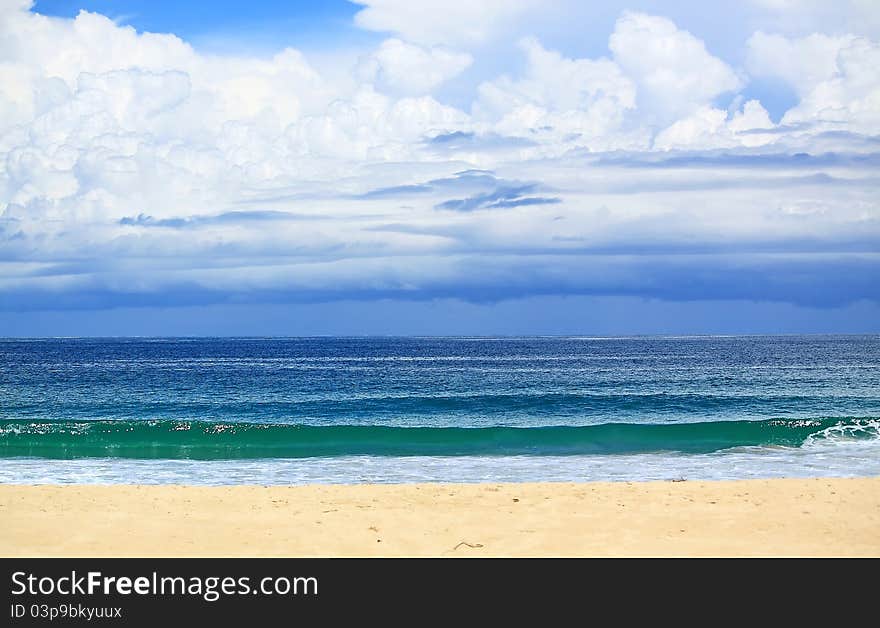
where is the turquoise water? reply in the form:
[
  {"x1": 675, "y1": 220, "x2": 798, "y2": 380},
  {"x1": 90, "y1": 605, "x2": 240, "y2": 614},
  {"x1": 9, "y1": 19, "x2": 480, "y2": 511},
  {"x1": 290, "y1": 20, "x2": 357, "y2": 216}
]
[
  {"x1": 1, "y1": 336, "x2": 878, "y2": 483},
  {"x1": 1, "y1": 418, "x2": 877, "y2": 459}
]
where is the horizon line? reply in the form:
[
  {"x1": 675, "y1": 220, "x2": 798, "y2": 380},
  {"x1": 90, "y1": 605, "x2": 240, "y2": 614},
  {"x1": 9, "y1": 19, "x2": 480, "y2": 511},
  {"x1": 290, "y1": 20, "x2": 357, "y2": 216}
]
[{"x1": 2, "y1": 333, "x2": 878, "y2": 340}]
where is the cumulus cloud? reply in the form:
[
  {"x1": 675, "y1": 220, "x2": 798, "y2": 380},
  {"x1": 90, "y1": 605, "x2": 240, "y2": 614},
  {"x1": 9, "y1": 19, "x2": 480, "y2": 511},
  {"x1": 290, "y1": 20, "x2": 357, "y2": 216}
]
[
  {"x1": 609, "y1": 12, "x2": 742, "y2": 126},
  {"x1": 351, "y1": 0, "x2": 546, "y2": 46},
  {"x1": 285, "y1": 87, "x2": 468, "y2": 161},
  {"x1": 746, "y1": 32, "x2": 856, "y2": 95},
  {"x1": 357, "y1": 38, "x2": 472, "y2": 95},
  {"x1": 472, "y1": 12, "x2": 752, "y2": 151},
  {"x1": 474, "y1": 37, "x2": 641, "y2": 151},
  {"x1": 748, "y1": 0, "x2": 880, "y2": 38},
  {"x1": 0, "y1": 3, "x2": 473, "y2": 228},
  {"x1": 748, "y1": 31, "x2": 880, "y2": 134},
  {"x1": 0, "y1": 1, "x2": 878, "y2": 316},
  {"x1": 654, "y1": 100, "x2": 776, "y2": 150}
]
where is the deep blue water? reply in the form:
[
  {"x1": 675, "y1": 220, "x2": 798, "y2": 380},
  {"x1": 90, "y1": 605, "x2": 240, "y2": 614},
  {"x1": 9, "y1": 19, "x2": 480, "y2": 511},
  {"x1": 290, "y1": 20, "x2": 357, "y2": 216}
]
[{"x1": 1, "y1": 336, "x2": 878, "y2": 483}]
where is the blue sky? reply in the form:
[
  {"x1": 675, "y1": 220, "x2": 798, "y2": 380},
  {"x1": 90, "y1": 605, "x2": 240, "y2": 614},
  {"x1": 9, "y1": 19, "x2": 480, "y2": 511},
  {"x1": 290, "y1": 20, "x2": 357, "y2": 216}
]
[
  {"x1": 32, "y1": 0, "x2": 802, "y2": 117},
  {"x1": 34, "y1": 0, "x2": 374, "y2": 51},
  {"x1": 1, "y1": 0, "x2": 879, "y2": 335}
]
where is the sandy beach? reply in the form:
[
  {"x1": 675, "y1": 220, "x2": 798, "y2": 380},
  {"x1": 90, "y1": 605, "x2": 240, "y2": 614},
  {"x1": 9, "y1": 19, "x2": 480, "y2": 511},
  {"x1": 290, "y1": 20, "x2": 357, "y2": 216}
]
[{"x1": 1, "y1": 477, "x2": 878, "y2": 557}]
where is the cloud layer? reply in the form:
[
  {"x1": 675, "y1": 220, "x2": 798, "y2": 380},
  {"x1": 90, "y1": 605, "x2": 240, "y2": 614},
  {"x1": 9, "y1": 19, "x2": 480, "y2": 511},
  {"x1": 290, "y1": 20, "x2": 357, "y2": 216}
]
[{"x1": 0, "y1": 0, "x2": 878, "y2": 318}]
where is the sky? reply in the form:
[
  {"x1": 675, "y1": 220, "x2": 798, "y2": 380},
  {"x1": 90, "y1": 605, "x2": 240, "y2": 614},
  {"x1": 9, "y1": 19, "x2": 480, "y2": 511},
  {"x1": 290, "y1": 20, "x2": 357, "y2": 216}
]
[{"x1": 1, "y1": 0, "x2": 879, "y2": 335}]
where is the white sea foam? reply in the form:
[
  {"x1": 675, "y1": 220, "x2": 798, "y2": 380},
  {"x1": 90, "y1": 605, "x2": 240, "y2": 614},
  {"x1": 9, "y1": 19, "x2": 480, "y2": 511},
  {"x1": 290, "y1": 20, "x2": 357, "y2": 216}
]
[
  {"x1": 802, "y1": 418, "x2": 880, "y2": 446},
  {"x1": 2, "y1": 432, "x2": 878, "y2": 485}
]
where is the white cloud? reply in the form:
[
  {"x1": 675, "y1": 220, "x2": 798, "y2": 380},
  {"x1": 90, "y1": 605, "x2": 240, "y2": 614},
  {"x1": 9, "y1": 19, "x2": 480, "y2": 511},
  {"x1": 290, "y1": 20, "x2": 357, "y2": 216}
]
[
  {"x1": 0, "y1": 3, "x2": 476, "y2": 229},
  {"x1": 357, "y1": 38, "x2": 472, "y2": 95},
  {"x1": 0, "y1": 2, "x2": 878, "y2": 313},
  {"x1": 728, "y1": 99, "x2": 776, "y2": 134},
  {"x1": 472, "y1": 14, "x2": 747, "y2": 150},
  {"x1": 479, "y1": 37, "x2": 635, "y2": 116},
  {"x1": 748, "y1": 0, "x2": 880, "y2": 38},
  {"x1": 0, "y1": 7, "x2": 331, "y2": 139},
  {"x1": 748, "y1": 31, "x2": 880, "y2": 134},
  {"x1": 609, "y1": 11, "x2": 742, "y2": 125},
  {"x1": 474, "y1": 37, "x2": 640, "y2": 150},
  {"x1": 784, "y1": 38, "x2": 880, "y2": 134},
  {"x1": 654, "y1": 100, "x2": 775, "y2": 150},
  {"x1": 746, "y1": 31, "x2": 858, "y2": 95},
  {"x1": 287, "y1": 87, "x2": 468, "y2": 160},
  {"x1": 351, "y1": 0, "x2": 546, "y2": 46}
]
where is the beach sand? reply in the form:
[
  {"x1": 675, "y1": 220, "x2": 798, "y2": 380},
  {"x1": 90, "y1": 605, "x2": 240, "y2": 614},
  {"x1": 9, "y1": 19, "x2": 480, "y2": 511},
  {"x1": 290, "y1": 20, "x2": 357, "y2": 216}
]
[{"x1": 2, "y1": 477, "x2": 878, "y2": 557}]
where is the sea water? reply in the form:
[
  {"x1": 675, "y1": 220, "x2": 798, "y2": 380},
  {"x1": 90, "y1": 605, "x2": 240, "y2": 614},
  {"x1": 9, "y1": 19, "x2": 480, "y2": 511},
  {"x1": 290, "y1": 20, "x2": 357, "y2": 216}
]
[{"x1": 1, "y1": 335, "x2": 878, "y2": 484}]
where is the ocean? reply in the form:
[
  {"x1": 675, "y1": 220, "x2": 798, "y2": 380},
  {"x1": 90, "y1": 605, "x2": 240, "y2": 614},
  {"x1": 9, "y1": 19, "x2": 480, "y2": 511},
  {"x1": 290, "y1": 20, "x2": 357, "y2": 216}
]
[{"x1": 1, "y1": 335, "x2": 878, "y2": 484}]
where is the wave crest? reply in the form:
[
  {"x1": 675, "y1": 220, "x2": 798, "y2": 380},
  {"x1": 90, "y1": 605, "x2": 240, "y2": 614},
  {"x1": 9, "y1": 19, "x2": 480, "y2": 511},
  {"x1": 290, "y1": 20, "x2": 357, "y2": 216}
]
[{"x1": 1, "y1": 417, "x2": 878, "y2": 460}]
